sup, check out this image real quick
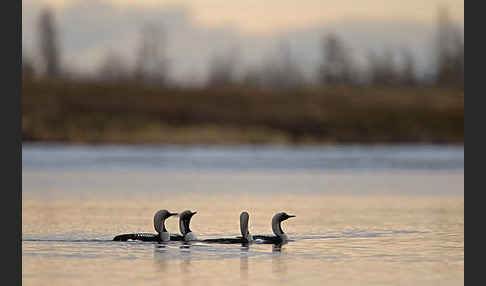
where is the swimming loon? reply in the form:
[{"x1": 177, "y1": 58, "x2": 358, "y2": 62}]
[
  {"x1": 202, "y1": 211, "x2": 254, "y2": 244},
  {"x1": 253, "y1": 212, "x2": 295, "y2": 244},
  {"x1": 113, "y1": 209, "x2": 182, "y2": 242},
  {"x1": 179, "y1": 210, "x2": 198, "y2": 241}
]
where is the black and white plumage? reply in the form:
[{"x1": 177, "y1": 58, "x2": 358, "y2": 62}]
[
  {"x1": 113, "y1": 209, "x2": 182, "y2": 242},
  {"x1": 253, "y1": 212, "x2": 295, "y2": 244},
  {"x1": 202, "y1": 211, "x2": 254, "y2": 244},
  {"x1": 179, "y1": 210, "x2": 198, "y2": 241}
]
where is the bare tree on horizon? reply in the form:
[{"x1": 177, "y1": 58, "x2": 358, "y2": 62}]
[
  {"x1": 260, "y1": 40, "x2": 304, "y2": 89},
  {"x1": 22, "y1": 51, "x2": 36, "y2": 79},
  {"x1": 319, "y1": 34, "x2": 354, "y2": 86},
  {"x1": 38, "y1": 8, "x2": 61, "y2": 78},
  {"x1": 400, "y1": 49, "x2": 418, "y2": 86},
  {"x1": 97, "y1": 50, "x2": 131, "y2": 83},
  {"x1": 134, "y1": 24, "x2": 169, "y2": 86},
  {"x1": 367, "y1": 49, "x2": 400, "y2": 86},
  {"x1": 207, "y1": 46, "x2": 240, "y2": 87},
  {"x1": 436, "y1": 6, "x2": 464, "y2": 90}
]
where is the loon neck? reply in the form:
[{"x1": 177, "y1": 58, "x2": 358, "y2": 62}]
[
  {"x1": 154, "y1": 210, "x2": 173, "y2": 234},
  {"x1": 271, "y1": 217, "x2": 285, "y2": 237},
  {"x1": 240, "y1": 212, "x2": 251, "y2": 241},
  {"x1": 161, "y1": 220, "x2": 168, "y2": 233},
  {"x1": 180, "y1": 217, "x2": 192, "y2": 235}
]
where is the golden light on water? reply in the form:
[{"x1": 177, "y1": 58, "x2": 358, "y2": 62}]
[
  {"x1": 22, "y1": 145, "x2": 464, "y2": 285},
  {"x1": 23, "y1": 192, "x2": 464, "y2": 286}
]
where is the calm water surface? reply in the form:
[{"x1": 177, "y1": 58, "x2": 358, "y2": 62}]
[{"x1": 22, "y1": 144, "x2": 464, "y2": 285}]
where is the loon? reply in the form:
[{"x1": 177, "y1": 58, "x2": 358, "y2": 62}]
[
  {"x1": 179, "y1": 210, "x2": 198, "y2": 241},
  {"x1": 202, "y1": 211, "x2": 254, "y2": 244},
  {"x1": 113, "y1": 209, "x2": 182, "y2": 242},
  {"x1": 253, "y1": 212, "x2": 295, "y2": 244}
]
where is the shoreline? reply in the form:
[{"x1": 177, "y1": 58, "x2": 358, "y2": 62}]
[
  {"x1": 22, "y1": 139, "x2": 465, "y2": 146},
  {"x1": 23, "y1": 78, "x2": 464, "y2": 145}
]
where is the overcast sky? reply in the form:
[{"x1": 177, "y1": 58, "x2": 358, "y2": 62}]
[{"x1": 23, "y1": 0, "x2": 464, "y2": 84}]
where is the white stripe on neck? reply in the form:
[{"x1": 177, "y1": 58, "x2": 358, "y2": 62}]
[
  {"x1": 159, "y1": 232, "x2": 170, "y2": 242},
  {"x1": 184, "y1": 232, "x2": 197, "y2": 241}
]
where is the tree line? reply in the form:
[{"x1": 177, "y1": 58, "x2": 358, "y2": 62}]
[{"x1": 23, "y1": 6, "x2": 464, "y2": 91}]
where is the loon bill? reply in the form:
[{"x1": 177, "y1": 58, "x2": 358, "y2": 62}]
[
  {"x1": 202, "y1": 211, "x2": 254, "y2": 244},
  {"x1": 179, "y1": 210, "x2": 198, "y2": 241},
  {"x1": 253, "y1": 212, "x2": 296, "y2": 244},
  {"x1": 113, "y1": 209, "x2": 182, "y2": 242}
]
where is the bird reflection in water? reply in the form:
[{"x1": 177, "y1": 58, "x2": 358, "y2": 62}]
[
  {"x1": 180, "y1": 242, "x2": 193, "y2": 250},
  {"x1": 240, "y1": 244, "x2": 250, "y2": 281},
  {"x1": 153, "y1": 244, "x2": 170, "y2": 283},
  {"x1": 272, "y1": 243, "x2": 288, "y2": 277},
  {"x1": 272, "y1": 241, "x2": 287, "y2": 252},
  {"x1": 179, "y1": 243, "x2": 192, "y2": 285}
]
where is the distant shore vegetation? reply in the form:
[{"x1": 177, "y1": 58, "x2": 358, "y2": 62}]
[
  {"x1": 22, "y1": 6, "x2": 463, "y2": 145},
  {"x1": 22, "y1": 78, "x2": 463, "y2": 145}
]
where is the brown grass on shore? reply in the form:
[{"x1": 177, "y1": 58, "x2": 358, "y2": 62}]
[{"x1": 22, "y1": 78, "x2": 464, "y2": 144}]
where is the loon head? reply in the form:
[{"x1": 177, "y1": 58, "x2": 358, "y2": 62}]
[
  {"x1": 179, "y1": 210, "x2": 197, "y2": 236},
  {"x1": 271, "y1": 212, "x2": 296, "y2": 238},
  {"x1": 240, "y1": 211, "x2": 252, "y2": 241},
  {"x1": 153, "y1": 209, "x2": 178, "y2": 233}
]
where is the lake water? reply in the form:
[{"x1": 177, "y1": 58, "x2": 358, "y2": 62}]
[{"x1": 22, "y1": 144, "x2": 464, "y2": 285}]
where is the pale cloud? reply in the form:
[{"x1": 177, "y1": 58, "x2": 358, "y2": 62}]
[{"x1": 28, "y1": 0, "x2": 464, "y2": 33}]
